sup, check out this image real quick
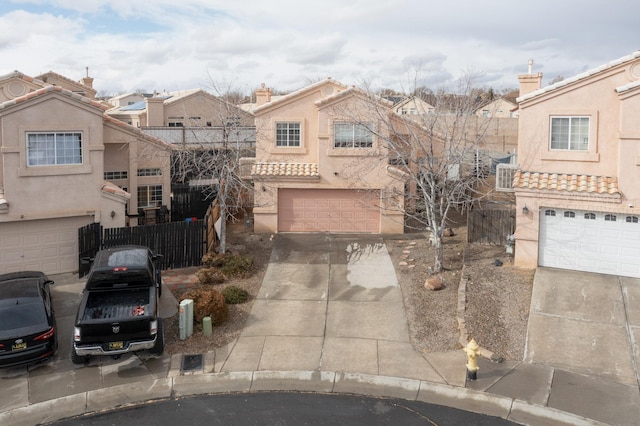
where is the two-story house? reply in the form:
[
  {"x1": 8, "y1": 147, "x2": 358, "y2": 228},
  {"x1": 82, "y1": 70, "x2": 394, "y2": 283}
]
[
  {"x1": 0, "y1": 71, "x2": 172, "y2": 275},
  {"x1": 513, "y1": 50, "x2": 640, "y2": 278},
  {"x1": 247, "y1": 78, "x2": 406, "y2": 234}
]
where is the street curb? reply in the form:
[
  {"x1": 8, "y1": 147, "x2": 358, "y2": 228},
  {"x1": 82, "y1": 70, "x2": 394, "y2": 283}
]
[{"x1": 0, "y1": 371, "x2": 606, "y2": 426}]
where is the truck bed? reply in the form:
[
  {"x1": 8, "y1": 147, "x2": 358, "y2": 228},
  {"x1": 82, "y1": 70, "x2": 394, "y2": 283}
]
[{"x1": 82, "y1": 289, "x2": 151, "y2": 321}]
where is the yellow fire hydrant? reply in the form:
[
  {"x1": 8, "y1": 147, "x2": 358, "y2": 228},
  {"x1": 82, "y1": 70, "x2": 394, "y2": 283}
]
[{"x1": 463, "y1": 339, "x2": 481, "y2": 381}]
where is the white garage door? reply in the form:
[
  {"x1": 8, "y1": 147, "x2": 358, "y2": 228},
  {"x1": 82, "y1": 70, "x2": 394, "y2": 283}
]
[
  {"x1": 539, "y1": 208, "x2": 640, "y2": 277},
  {"x1": 0, "y1": 216, "x2": 94, "y2": 275},
  {"x1": 278, "y1": 189, "x2": 381, "y2": 233}
]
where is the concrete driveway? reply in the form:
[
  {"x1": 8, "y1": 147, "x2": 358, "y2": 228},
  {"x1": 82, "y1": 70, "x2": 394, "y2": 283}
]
[{"x1": 525, "y1": 267, "x2": 640, "y2": 387}]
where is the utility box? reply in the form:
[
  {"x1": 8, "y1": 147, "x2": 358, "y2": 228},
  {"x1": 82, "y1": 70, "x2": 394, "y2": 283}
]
[{"x1": 179, "y1": 299, "x2": 194, "y2": 340}]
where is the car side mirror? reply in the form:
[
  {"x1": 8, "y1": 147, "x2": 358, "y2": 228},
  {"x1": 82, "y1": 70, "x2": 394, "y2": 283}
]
[
  {"x1": 44, "y1": 280, "x2": 54, "y2": 286},
  {"x1": 152, "y1": 253, "x2": 164, "y2": 261}
]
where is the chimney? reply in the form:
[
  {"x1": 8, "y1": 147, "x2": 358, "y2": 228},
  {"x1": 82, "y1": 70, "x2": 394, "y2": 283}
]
[
  {"x1": 518, "y1": 59, "x2": 543, "y2": 97},
  {"x1": 145, "y1": 96, "x2": 165, "y2": 127},
  {"x1": 255, "y1": 83, "x2": 272, "y2": 106},
  {"x1": 81, "y1": 66, "x2": 94, "y2": 89}
]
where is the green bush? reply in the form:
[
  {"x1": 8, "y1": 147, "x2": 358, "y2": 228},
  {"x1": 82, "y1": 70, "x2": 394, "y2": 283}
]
[
  {"x1": 222, "y1": 286, "x2": 249, "y2": 304},
  {"x1": 221, "y1": 255, "x2": 254, "y2": 277}
]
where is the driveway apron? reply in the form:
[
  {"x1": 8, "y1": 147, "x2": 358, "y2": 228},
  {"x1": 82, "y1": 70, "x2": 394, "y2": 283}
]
[{"x1": 221, "y1": 234, "x2": 446, "y2": 382}]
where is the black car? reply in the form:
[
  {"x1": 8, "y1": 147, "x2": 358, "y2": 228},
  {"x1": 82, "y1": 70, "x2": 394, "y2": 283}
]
[{"x1": 0, "y1": 271, "x2": 57, "y2": 368}]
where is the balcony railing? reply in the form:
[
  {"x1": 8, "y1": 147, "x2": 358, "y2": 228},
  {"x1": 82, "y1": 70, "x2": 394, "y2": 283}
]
[{"x1": 142, "y1": 126, "x2": 256, "y2": 149}]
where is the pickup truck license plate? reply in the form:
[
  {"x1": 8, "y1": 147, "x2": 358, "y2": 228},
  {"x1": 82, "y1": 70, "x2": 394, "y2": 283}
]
[
  {"x1": 12, "y1": 342, "x2": 27, "y2": 351},
  {"x1": 108, "y1": 341, "x2": 124, "y2": 350}
]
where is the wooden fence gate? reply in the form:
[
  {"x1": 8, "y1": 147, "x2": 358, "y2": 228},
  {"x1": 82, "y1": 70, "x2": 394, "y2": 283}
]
[
  {"x1": 78, "y1": 220, "x2": 207, "y2": 278},
  {"x1": 467, "y1": 208, "x2": 515, "y2": 245}
]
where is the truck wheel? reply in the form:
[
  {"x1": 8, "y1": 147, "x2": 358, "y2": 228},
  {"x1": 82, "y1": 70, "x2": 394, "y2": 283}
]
[
  {"x1": 71, "y1": 342, "x2": 89, "y2": 365},
  {"x1": 149, "y1": 319, "x2": 164, "y2": 354}
]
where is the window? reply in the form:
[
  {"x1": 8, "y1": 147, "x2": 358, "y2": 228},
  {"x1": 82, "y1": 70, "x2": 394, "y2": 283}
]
[
  {"x1": 564, "y1": 211, "x2": 575, "y2": 218},
  {"x1": 138, "y1": 185, "x2": 162, "y2": 208},
  {"x1": 105, "y1": 171, "x2": 128, "y2": 180},
  {"x1": 605, "y1": 214, "x2": 616, "y2": 222},
  {"x1": 137, "y1": 168, "x2": 162, "y2": 177},
  {"x1": 550, "y1": 116, "x2": 589, "y2": 151},
  {"x1": 276, "y1": 122, "x2": 300, "y2": 147},
  {"x1": 584, "y1": 212, "x2": 596, "y2": 220},
  {"x1": 27, "y1": 132, "x2": 82, "y2": 166},
  {"x1": 168, "y1": 122, "x2": 183, "y2": 127},
  {"x1": 544, "y1": 209, "x2": 556, "y2": 216},
  {"x1": 626, "y1": 216, "x2": 639, "y2": 223},
  {"x1": 334, "y1": 123, "x2": 373, "y2": 148}
]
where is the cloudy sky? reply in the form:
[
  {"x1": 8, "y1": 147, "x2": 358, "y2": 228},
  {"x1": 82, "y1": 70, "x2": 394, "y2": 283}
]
[{"x1": 1, "y1": 0, "x2": 638, "y2": 97}]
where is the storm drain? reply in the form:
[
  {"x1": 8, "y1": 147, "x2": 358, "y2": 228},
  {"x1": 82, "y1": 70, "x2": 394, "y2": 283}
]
[{"x1": 181, "y1": 354, "x2": 203, "y2": 372}]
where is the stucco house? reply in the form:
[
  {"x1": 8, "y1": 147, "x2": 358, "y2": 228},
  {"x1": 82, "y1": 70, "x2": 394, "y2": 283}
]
[
  {"x1": 0, "y1": 71, "x2": 172, "y2": 275},
  {"x1": 513, "y1": 50, "x2": 640, "y2": 278},
  {"x1": 246, "y1": 78, "x2": 406, "y2": 234},
  {"x1": 392, "y1": 96, "x2": 435, "y2": 117},
  {"x1": 475, "y1": 97, "x2": 518, "y2": 118}
]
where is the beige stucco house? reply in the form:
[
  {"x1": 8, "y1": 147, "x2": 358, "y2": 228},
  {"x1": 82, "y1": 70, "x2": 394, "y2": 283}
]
[
  {"x1": 475, "y1": 97, "x2": 518, "y2": 118},
  {"x1": 513, "y1": 50, "x2": 640, "y2": 277},
  {"x1": 247, "y1": 78, "x2": 406, "y2": 234},
  {"x1": 393, "y1": 96, "x2": 435, "y2": 116},
  {"x1": 0, "y1": 71, "x2": 172, "y2": 275}
]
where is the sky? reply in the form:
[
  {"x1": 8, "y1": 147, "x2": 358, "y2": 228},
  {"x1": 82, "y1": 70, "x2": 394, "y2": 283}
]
[{"x1": 1, "y1": 0, "x2": 639, "y2": 97}]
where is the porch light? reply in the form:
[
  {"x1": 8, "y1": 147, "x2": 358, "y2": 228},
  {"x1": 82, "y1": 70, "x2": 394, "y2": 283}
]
[{"x1": 522, "y1": 205, "x2": 529, "y2": 215}]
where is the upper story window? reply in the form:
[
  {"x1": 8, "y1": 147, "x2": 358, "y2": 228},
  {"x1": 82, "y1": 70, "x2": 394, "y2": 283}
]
[
  {"x1": 550, "y1": 116, "x2": 589, "y2": 151},
  {"x1": 137, "y1": 168, "x2": 162, "y2": 177},
  {"x1": 334, "y1": 123, "x2": 373, "y2": 148},
  {"x1": 105, "y1": 171, "x2": 128, "y2": 180},
  {"x1": 276, "y1": 122, "x2": 300, "y2": 147},
  {"x1": 27, "y1": 132, "x2": 82, "y2": 166}
]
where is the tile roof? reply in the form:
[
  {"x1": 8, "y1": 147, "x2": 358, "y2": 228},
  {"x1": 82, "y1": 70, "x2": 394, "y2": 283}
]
[
  {"x1": 101, "y1": 182, "x2": 130, "y2": 199},
  {"x1": 518, "y1": 50, "x2": 640, "y2": 102},
  {"x1": 251, "y1": 162, "x2": 319, "y2": 177},
  {"x1": 513, "y1": 170, "x2": 620, "y2": 195},
  {"x1": 0, "y1": 85, "x2": 107, "y2": 111}
]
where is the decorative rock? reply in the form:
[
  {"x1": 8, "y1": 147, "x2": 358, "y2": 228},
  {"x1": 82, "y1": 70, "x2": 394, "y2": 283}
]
[
  {"x1": 408, "y1": 264, "x2": 416, "y2": 269},
  {"x1": 444, "y1": 228, "x2": 455, "y2": 237},
  {"x1": 402, "y1": 250, "x2": 411, "y2": 254},
  {"x1": 424, "y1": 276, "x2": 443, "y2": 291},
  {"x1": 399, "y1": 261, "x2": 408, "y2": 266}
]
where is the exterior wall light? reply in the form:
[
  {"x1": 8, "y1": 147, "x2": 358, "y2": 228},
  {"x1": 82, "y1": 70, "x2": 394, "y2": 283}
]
[{"x1": 522, "y1": 205, "x2": 529, "y2": 215}]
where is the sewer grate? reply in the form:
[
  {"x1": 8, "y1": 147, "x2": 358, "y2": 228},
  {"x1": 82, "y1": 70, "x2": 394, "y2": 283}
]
[{"x1": 181, "y1": 354, "x2": 203, "y2": 372}]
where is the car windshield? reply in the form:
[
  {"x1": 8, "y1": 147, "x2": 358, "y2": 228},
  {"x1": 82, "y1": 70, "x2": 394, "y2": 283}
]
[{"x1": 0, "y1": 300, "x2": 47, "y2": 331}]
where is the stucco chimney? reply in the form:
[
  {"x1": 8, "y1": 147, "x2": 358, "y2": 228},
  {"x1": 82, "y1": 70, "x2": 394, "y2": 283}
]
[
  {"x1": 255, "y1": 83, "x2": 272, "y2": 106},
  {"x1": 145, "y1": 96, "x2": 165, "y2": 127},
  {"x1": 81, "y1": 66, "x2": 94, "y2": 89},
  {"x1": 518, "y1": 59, "x2": 543, "y2": 97}
]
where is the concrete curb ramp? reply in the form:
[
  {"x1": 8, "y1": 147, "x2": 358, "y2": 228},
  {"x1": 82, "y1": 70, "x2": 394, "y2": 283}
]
[{"x1": 0, "y1": 372, "x2": 604, "y2": 426}]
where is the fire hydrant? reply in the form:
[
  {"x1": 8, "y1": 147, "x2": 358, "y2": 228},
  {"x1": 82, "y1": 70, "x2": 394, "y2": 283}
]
[{"x1": 463, "y1": 339, "x2": 482, "y2": 380}]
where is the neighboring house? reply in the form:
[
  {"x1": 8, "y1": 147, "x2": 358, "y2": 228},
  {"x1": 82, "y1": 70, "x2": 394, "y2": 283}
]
[
  {"x1": 474, "y1": 97, "x2": 518, "y2": 118},
  {"x1": 36, "y1": 69, "x2": 98, "y2": 100},
  {"x1": 0, "y1": 71, "x2": 172, "y2": 275},
  {"x1": 513, "y1": 50, "x2": 640, "y2": 277},
  {"x1": 392, "y1": 96, "x2": 435, "y2": 116},
  {"x1": 246, "y1": 78, "x2": 406, "y2": 234}
]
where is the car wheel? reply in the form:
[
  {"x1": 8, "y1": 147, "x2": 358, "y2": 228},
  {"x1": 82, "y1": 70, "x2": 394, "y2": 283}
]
[
  {"x1": 149, "y1": 319, "x2": 164, "y2": 354},
  {"x1": 71, "y1": 341, "x2": 89, "y2": 365}
]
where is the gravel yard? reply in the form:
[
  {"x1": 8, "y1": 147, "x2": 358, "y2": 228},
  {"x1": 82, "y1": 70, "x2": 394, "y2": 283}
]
[{"x1": 165, "y1": 224, "x2": 535, "y2": 362}]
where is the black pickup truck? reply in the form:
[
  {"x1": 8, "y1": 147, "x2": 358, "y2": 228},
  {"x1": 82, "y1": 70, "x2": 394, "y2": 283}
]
[{"x1": 71, "y1": 245, "x2": 164, "y2": 364}]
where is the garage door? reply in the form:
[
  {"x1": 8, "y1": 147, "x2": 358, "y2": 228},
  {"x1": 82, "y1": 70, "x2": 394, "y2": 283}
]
[
  {"x1": 539, "y1": 208, "x2": 640, "y2": 277},
  {"x1": 0, "y1": 216, "x2": 94, "y2": 275},
  {"x1": 278, "y1": 189, "x2": 380, "y2": 233}
]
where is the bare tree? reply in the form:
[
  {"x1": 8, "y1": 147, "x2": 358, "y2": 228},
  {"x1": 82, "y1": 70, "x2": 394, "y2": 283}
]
[
  {"x1": 169, "y1": 82, "x2": 256, "y2": 254},
  {"x1": 357, "y1": 73, "x2": 495, "y2": 272}
]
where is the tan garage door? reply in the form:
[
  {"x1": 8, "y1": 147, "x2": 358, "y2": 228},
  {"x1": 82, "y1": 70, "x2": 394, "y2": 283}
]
[
  {"x1": 0, "y1": 216, "x2": 94, "y2": 275},
  {"x1": 278, "y1": 189, "x2": 380, "y2": 233}
]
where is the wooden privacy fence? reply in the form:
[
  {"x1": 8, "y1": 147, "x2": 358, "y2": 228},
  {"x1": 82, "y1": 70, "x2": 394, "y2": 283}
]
[
  {"x1": 78, "y1": 220, "x2": 207, "y2": 277},
  {"x1": 467, "y1": 208, "x2": 515, "y2": 245}
]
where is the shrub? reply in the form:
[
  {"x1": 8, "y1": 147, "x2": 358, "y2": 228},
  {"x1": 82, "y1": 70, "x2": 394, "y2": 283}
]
[
  {"x1": 180, "y1": 287, "x2": 228, "y2": 325},
  {"x1": 196, "y1": 267, "x2": 227, "y2": 285},
  {"x1": 201, "y1": 253, "x2": 228, "y2": 268},
  {"x1": 222, "y1": 286, "x2": 249, "y2": 304},
  {"x1": 221, "y1": 255, "x2": 254, "y2": 277}
]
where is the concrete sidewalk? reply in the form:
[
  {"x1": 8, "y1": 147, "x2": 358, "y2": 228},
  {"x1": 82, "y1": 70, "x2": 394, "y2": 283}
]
[{"x1": 1, "y1": 235, "x2": 638, "y2": 425}]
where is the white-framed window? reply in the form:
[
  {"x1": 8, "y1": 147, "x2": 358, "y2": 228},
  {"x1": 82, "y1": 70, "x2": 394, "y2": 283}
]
[
  {"x1": 584, "y1": 212, "x2": 596, "y2": 220},
  {"x1": 544, "y1": 209, "x2": 556, "y2": 216},
  {"x1": 138, "y1": 185, "x2": 162, "y2": 208},
  {"x1": 550, "y1": 116, "x2": 589, "y2": 151},
  {"x1": 27, "y1": 132, "x2": 82, "y2": 166},
  {"x1": 137, "y1": 168, "x2": 162, "y2": 177},
  {"x1": 564, "y1": 211, "x2": 576, "y2": 218},
  {"x1": 605, "y1": 214, "x2": 617, "y2": 221},
  {"x1": 626, "y1": 216, "x2": 639, "y2": 223},
  {"x1": 105, "y1": 171, "x2": 128, "y2": 180},
  {"x1": 334, "y1": 123, "x2": 373, "y2": 148},
  {"x1": 276, "y1": 122, "x2": 300, "y2": 147}
]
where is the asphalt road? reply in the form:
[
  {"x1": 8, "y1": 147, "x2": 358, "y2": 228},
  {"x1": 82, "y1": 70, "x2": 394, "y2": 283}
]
[{"x1": 50, "y1": 392, "x2": 519, "y2": 425}]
